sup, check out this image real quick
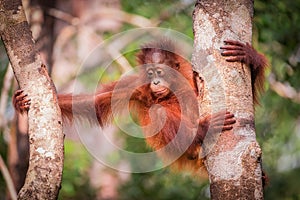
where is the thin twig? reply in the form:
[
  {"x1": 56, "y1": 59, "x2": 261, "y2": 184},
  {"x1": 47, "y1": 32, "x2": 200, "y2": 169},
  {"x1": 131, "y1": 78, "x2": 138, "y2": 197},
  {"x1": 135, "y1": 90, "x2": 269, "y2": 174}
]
[
  {"x1": 269, "y1": 73, "x2": 300, "y2": 103},
  {"x1": 47, "y1": 8, "x2": 80, "y2": 25},
  {"x1": 84, "y1": 8, "x2": 158, "y2": 28},
  {"x1": 0, "y1": 155, "x2": 17, "y2": 200},
  {"x1": 47, "y1": 7, "x2": 158, "y2": 28},
  {"x1": 0, "y1": 64, "x2": 14, "y2": 129}
]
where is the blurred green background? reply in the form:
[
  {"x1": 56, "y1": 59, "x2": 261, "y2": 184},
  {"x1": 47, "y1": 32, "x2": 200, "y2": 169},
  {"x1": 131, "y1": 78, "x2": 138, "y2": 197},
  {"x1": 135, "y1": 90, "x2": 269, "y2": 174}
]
[{"x1": 1, "y1": 0, "x2": 300, "y2": 199}]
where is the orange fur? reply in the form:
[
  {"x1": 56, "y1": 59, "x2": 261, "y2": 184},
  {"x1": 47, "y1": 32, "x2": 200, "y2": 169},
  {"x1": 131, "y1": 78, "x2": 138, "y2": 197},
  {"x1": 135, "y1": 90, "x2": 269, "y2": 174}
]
[
  {"x1": 56, "y1": 39, "x2": 268, "y2": 174},
  {"x1": 14, "y1": 39, "x2": 267, "y2": 176}
]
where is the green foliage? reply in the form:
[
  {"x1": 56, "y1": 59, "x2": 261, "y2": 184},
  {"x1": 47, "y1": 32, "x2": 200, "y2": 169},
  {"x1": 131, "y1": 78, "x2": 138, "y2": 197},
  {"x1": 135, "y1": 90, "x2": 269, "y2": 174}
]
[
  {"x1": 118, "y1": 170, "x2": 209, "y2": 200},
  {"x1": 0, "y1": 137, "x2": 7, "y2": 200},
  {"x1": 121, "y1": 0, "x2": 194, "y2": 37},
  {"x1": 122, "y1": 0, "x2": 177, "y2": 19},
  {"x1": 264, "y1": 168, "x2": 300, "y2": 200},
  {"x1": 253, "y1": 0, "x2": 300, "y2": 199},
  {"x1": 254, "y1": 0, "x2": 300, "y2": 81},
  {"x1": 58, "y1": 140, "x2": 96, "y2": 200}
]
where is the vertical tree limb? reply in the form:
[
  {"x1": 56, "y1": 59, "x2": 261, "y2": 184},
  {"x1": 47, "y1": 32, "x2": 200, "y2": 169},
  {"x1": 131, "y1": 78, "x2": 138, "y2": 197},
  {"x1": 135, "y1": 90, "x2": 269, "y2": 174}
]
[
  {"x1": 8, "y1": 1, "x2": 57, "y2": 193},
  {"x1": 0, "y1": 0, "x2": 64, "y2": 199},
  {"x1": 192, "y1": 0, "x2": 263, "y2": 199}
]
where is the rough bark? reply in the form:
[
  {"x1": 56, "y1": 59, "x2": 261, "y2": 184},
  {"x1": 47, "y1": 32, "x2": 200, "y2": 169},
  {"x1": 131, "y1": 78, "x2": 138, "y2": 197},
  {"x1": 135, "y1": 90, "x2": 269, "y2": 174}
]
[
  {"x1": 8, "y1": 1, "x2": 57, "y2": 194},
  {"x1": 192, "y1": 0, "x2": 263, "y2": 199},
  {"x1": 0, "y1": 0, "x2": 64, "y2": 199}
]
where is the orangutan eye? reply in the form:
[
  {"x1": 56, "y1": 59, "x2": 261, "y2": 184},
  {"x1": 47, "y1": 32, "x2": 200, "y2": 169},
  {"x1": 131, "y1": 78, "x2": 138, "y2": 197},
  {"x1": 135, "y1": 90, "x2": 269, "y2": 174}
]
[
  {"x1": 147, "y1": 70, "x2": 154, "y2": 77},
  {"x1": 156, "y1": 69, "x2": 164, "y2": 76}
]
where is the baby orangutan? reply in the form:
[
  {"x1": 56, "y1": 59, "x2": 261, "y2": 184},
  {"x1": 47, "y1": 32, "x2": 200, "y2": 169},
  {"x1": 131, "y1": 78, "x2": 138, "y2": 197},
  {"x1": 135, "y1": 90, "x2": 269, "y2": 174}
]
[{"x1": 14, "y1": 39, "x2": 268, "y2": 173}]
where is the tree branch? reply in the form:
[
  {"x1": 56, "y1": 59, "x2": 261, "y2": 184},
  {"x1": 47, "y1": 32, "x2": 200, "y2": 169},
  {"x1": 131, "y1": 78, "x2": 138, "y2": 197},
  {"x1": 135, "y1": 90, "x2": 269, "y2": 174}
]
[{"x1": 269, "y1": 73, "x2": 300, "y2": 103}]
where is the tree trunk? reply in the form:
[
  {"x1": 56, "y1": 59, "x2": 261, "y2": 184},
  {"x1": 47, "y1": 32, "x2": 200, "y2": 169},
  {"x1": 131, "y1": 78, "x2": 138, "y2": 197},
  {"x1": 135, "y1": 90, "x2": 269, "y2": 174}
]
[
  {"x1": 192, "y1": 0, "x2": 263, "y2": 199},
  {"x1": 0, "y1": 0, "x2": 64, "y2": 199},
  {"x1": 8, "y1": 0, "x2": 57, "y2": 194}
]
